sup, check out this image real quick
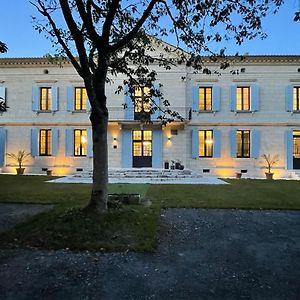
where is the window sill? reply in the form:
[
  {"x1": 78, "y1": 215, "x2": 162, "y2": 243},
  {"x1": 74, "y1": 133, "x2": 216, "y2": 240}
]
[{"x1": 70, "y1": 110, "x2": 90, "y2": 113}]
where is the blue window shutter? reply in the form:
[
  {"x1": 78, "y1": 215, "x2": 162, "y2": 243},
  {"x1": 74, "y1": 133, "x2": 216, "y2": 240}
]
[
  {"x1": 192, "y1": 86, "x2": 199, "y2": 111},
  {"x1": 52, "y1": 86, "x2": 59, "y2": 111},
  {"x1": 285, "y1": 130, "x2": 293, "y2": 169},
  {"x1": 0, "y1": 87, "x2": 6, "y2": 103},
  {"x1": 86, "y1": 96, "x2": 91, "y2": 111},
  {"x1": 152, "y1": 130, "x2": 163, "y2": 168},
  {"x1": 191, "y1": 128, "x2": 199, "y2": 158},
  {"x1": 121, "y1": 130, "x2": 132, "y2": 167},
  {"x1": 213, "y1": 129, "x2": 221, "y2": 158},
  {"x1": 67, "y1": 86, "x2": 74, "y2": 111},
  {"x1": 124, "y1": 84, "x2": 134, "y2": 120},
  {"x1": 151, "y1": 84, "x2": 160, "y2": 121},
  {"x1": 52, "y1": 128, "x2": 58, "y2": 156},
  {"x1": 285, "y1": 86, "x2": 293, "y2": 112},
  {"x1": 31, "y1": 128, "x2": 38, "y2": 157},
  {"x1": 87, "y1": 127, "x2": 93, "y2": 157},
  {"x1": 65, "y1": 128, "x2": 74, "y2": 156},
  {"x1": 32, "y1": 86, "x2": 39, "y2": 111},
  {"x1": 251, "y1": 130, "x2": 260, "y2": 158},
  {"x1": 230, "y1": 129, "x2": 237, "y2": 157},
  {"x1": 0, "y1": 127, "x2": 6, "y2": 167},
  {"x1": 230, "y1": 85, "x2": 237, "y2": 112},
  {"x1": 250, "y1": 84, "x2": 260, "y2": 112},
  {"x1": 212, "y1": 86, "x2": 221, "y2": 112}
]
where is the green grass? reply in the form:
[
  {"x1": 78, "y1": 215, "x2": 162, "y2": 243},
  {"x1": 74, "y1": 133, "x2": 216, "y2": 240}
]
[{"x1": 0, "y1": 175, "x2": 300, "y2": 251}]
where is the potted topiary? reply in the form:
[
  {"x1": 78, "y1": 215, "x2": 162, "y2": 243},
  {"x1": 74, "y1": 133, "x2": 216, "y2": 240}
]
[
  {"x1": 261, "y1": 154, "x2": 279, "y2": 180},
  {"x1": 7, "y1": 150, "x2": 31, "y2": 175}
]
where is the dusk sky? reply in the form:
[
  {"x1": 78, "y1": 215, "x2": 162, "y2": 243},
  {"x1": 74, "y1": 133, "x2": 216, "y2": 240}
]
[{"x1": 0, "y1": 0, "x2": 299, "y2": 58}]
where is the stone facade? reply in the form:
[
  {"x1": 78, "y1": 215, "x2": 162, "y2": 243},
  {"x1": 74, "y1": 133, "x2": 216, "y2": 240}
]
[{"x1": 0, "y1": 55, "x2": 300, "y2": 178}]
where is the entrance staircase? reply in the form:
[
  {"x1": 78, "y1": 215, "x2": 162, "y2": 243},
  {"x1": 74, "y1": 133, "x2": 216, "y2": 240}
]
[
  {"x1": 291, "y1": 170, "x2": 300, "y2": 180},
  {"x1": 52, "y1": 168, "x2": 227, "y2": 185}
]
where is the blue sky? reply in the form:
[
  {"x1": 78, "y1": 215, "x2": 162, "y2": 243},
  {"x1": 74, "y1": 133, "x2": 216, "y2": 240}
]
[{"x1": 0, "y1": 0, "x2": 299, "y2": 58}]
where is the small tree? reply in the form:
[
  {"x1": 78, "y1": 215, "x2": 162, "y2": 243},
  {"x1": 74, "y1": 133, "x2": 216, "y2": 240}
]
[
  {"x1": 7, "y1": 150, "x2": 31, "y2": 170},
  {"x1": 31, "y1": 0, "x2": 288, "y2": 213},
  {"x1": 261, "y1": 154, "x2": 279, "y2": 174},
  {"x1": 0, "y1": 41, "x2": 7, "y2": 53}
]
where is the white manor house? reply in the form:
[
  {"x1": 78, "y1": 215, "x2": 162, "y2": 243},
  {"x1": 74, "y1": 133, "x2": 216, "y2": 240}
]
[{"x1": 0, "y1": 51, "x2": 300, "y2": 179}]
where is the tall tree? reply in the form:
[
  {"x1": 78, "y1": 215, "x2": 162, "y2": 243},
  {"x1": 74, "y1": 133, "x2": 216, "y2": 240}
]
[{"x1": 31, "y1": 0, "x2": 285, "y2": 213}]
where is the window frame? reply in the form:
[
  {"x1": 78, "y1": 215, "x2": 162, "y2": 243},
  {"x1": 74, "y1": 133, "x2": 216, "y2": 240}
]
[
  {"x1": 133, "y1": 86, "x2": 151, "y2": 120},
  {"x1": 39, "y1": 129, "x2": 52, "y2": 156},
  {"x1": 74, "y1": 129, "x2": 87, "y2": 157},
  {"x1": 74, "y1": 87, "x2": 87, "y2": 111},
  {"x1": 198, "y1": 130, "x2": 213, "y2": 158},
  {"x1": 236, "y1": 86, "x2": 250, "y2": 111},
  {"x1": 293, "y1": 86, "x2": 300, "y2": 111},
  {"x1": 236, "y1": 130, "x2": 250, "y2": 158},
  {"x1": 39, "y1": 87, "x2": 52, "y2": 111},
  {"x1": 198, "y1": 87, "x2": 212, "y2": 111}
]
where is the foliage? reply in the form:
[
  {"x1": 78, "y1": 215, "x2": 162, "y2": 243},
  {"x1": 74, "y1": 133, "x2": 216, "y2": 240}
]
[
  {"x1": 261, "y1": 154, "x2": 280, "y2": 174},
  {"x1": 0, "y1": 41, "x2": 7, "y2": 53},
  {"x1": 7, "y1": 150, "x2": 31, "y2": 169}
]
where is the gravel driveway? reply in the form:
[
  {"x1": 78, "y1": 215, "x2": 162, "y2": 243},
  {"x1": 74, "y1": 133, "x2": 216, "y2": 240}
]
[{"x1": 0, "y1": 208, "x2": 300, "y2": 300}]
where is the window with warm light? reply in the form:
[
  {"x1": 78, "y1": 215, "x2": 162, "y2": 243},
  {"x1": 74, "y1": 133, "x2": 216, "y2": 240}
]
[
  {"x1": 133, "y1": 86, "x2": 151, "y2": 120},
  {"x1": 199, "y1": 87, "x2": 212, "y2": 111},
  {"x1": 74, "y1": 129, "x2": 87, "y2": 156},
  {"x1": 39, "y1": 129, "x2": 52, "y2": 156},
  {"x1": 133, "y1": 130, "x2": 152, "y2": 157},
  {"x1": 199, "y1": 130, "x2": 213, "y2": 157},
  {"x1": 293, "y1": 87, "x2": 300, "y2": 111},
  {"x1": 236, "y1": 87, "x2": 250, "y2": 111},
  {"x1": 40, "y1": 87, "x2": 52, "y2": 111},
  {"x1": 236, "y1": 130, "x2": 250, "y2": 158},
  {"x1": 74, "y1": 87, "x2": 87, "y2": 111}
]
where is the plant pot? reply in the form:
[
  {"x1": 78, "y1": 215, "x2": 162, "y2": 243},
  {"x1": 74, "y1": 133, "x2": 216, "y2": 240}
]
[
  {"x1": 170, "y1": 165, "x2": 175, "y2": 170},
  {"x1": 179, "y1": 165, "x2": 184, "y2": 170},
  {"x1": 236, "y1": 172, "x2": 242, "y2": 179},
  {"x1": 265, "y1": 172, "x2": 274, "y2": 180},
  {"x1": 46, "y1": 170, "x2": 52, "y2": 176},
  {"x1": 164, "y1": 161, "x2": 169, "y2": 169},
  {"x1": 16, "y1": 168, "x2": 25, "y2": 175}
]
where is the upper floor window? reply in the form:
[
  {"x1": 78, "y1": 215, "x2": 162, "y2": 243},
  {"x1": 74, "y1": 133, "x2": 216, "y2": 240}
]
[
  {"x1": 199, "y1": 130, "x2": 213, "y2": 157},
  {"x1": 40, "y1": 87, "x2": 52, "y2": 111},
  {"x1": 199, "y1": 87, "x2": 212, "y2": 111},
  {"x1": 134, "y1": 86, "x2": 151, "y2": 120},
  {"x1": 236, "y1": 130, "x2": 250, "y2": 158},
  {"x1": 74, "y1": 129, "x2": 87, "y2": 156},
  {"x1": 74, "y1": 87, "x2": 87, "y2": 111},
  {"x1": 293, "y1": 86, "x2": 300, "y2": 111},
  {"x1": 39, "y1": 129, "x2": 52, "y2": 156},
  {"x1": 236, "y1": 87, "x2": 250, "y2": 111}
]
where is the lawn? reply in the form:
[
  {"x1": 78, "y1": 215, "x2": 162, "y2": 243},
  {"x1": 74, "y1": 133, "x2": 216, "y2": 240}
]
[{"x1": 0, "y1": 175, "x2": 300, "y2": 251}]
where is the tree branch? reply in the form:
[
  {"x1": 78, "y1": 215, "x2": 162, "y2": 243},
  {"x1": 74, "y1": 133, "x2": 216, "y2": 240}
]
[
  {"x1": 109, "y1": 0, "x2": 158, "y2": 52},
  {"x1": 31, "y1": 0, "x2": 82, "y2": 75},
  {"x1": 102, "y1": 0, "x2": 121, "y2": 43}
]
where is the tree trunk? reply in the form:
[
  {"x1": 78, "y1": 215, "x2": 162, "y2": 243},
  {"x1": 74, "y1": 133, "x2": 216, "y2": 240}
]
[{"x1": 86, "y1": 110, "x2": 109, "y2": 213}]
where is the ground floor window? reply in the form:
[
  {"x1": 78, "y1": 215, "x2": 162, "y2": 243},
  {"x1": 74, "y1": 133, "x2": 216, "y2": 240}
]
[
  {"x1": 39, "y1": 129, "x2": 52, "y2": 156},
  {"x1": 74, "y1": 129, "x2": 87, "y2": 156},
  {"x1": 199, "y1": 130, "x2": 213, "y2": 157},
  {"x1": 237, "y1": 130, "x2": 250, "y2": 158}
]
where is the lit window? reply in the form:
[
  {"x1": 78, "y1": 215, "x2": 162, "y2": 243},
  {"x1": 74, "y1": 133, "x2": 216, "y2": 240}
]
[
  {"x1": 134, "y1": 86, "x2": 151, "y2": 120},
  {"x1": 132, "y1": 130, "x2": 152, "y2": 157},
  {"x1": 74, "y1": 129, "x2": 87, "y2": 156},
  {"x1": 199, "y1": 87, "x2": 212, "y2": 111},
  {"x1": 40, "y1": 87, "x2": 52, "y2": 111},
  {"x1": 39, "y1": 129, "x2": 52, "y2": 156},
  {"x1": 74, "y1": 87, "x2": 87, "y2": 111},
  {"x1": 236, "y1": 87, "x2": 250, "y2": 111},
  {"x1": 199, "y1": 130, "x2": 213, "y2": 157},
  {"x1": 236, "y1": 130, "x2": 250, "y2": 158},
  {"x1": 293, "y1": 87, "x2": 300, "y2": 111}
]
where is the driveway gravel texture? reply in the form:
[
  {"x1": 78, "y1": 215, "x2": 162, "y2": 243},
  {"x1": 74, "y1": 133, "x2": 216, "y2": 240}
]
[{"x1": 0, "y1": 207, "x2": 300, "y2": 300}]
